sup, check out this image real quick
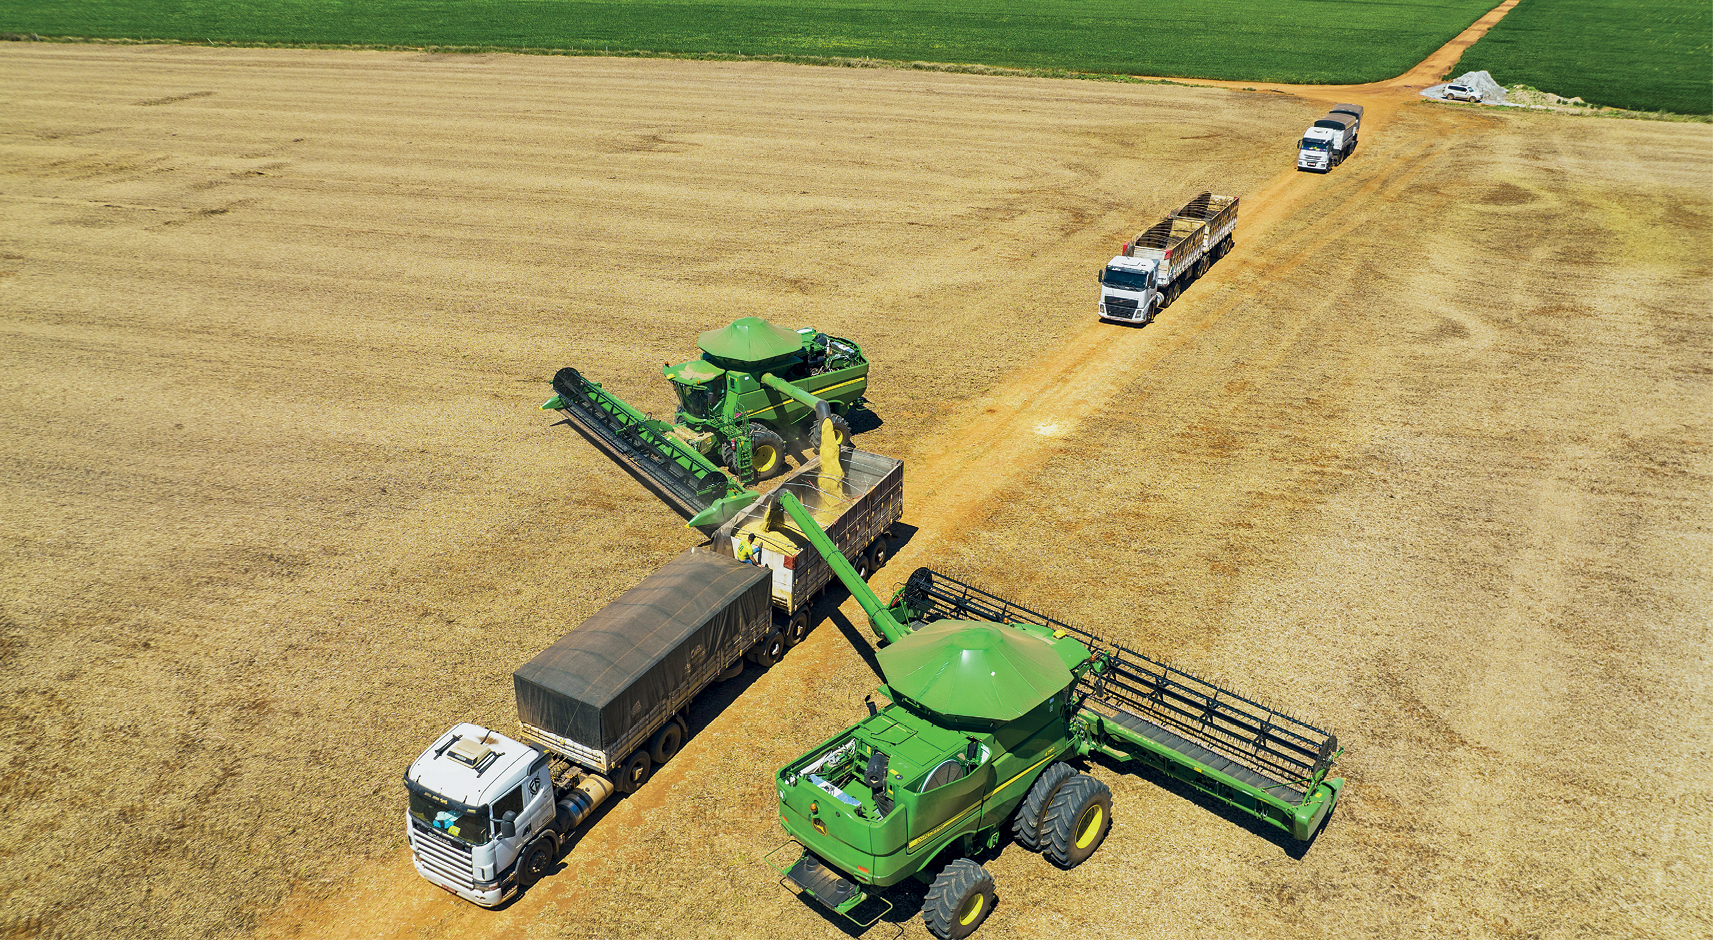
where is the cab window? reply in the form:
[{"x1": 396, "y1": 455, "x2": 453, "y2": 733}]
[{"x1": 492, "y1": 784, "x2": 523, "y2": 822}]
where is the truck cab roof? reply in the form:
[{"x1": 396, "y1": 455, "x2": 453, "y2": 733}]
[
  {"x1": 407, "y1": 723, "x2": 535, "y2": 808},
  {"x1": 1105, "y1": 255, "x2": 1156, "y2": 272}
]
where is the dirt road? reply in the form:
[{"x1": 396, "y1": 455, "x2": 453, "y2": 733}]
[{"x1": 2, "y1": 12, "x2": 1708, "y2": 939}]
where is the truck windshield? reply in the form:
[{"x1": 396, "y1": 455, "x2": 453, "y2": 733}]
[
  {"x1": 1101, "y1": 267, "x2": 1153, "y2": 291},
  {"x1": 672, "y1": 380, "x2": 724, "y2": 419},
  {"x1": 1301, "y1": 138, "x2": 1330, "y2": 151},
  {"x1": 408, "y1": 790, "x2": 493, "y2": 846}
]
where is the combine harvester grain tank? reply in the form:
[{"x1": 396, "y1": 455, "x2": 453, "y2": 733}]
[
  {"x1": 1098, "y1": 192, "x2": 1239, "y2": 325},
  {"x1": 1297, "y1": 103, "x2": 1364, "y2": 172},
  {"x1": 766, "y1": 493, "x2": 1343, "y2": 939}
]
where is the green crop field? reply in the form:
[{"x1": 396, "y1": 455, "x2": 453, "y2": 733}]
[
  {"x1": 1454, "y1": 0, "x2": 1711, "y2": 114},
  {"x1": 0, "y1": 0, "x2": 1500, "y2": 85}
]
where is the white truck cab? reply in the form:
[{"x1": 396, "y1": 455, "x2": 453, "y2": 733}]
[
  {"x1": 1297, "y1": 127, "x2": 1342, "y2": 171},
  {"x1": 404, "y1": 724, "x2": 561, "y2": 907},
  {"x1": 1098, "y1": 255, "x2": 1161, "y2": 324}
]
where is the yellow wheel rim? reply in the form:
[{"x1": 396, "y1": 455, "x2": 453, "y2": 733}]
[
  {"x1": 1075, "y1": 805, "x2": 1104, "y2": 849},
  {"x1": 958, "y1": 891, "x2": 984, "y2": 926},
  {"x1": 753, "y1": 445, "x2": 779, "y2": 473}
]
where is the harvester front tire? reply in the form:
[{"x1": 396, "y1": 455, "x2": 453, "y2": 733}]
[
  {"x1": 782, "y1": 609, "x2": 812, "y2": 648},
  {"x1": 750, "y1": 427, "x2": 788, "y2": 481},
  {"x1": 649, "y1": 718, "x2": 684, "y2": 765},
  {"x1": 1012, "y1": 762, "x2": 1077, "y2": 851},
  {"x1": 615, "y1": 750, "x2": 652, "y2": 794},
  {"x1": 1041, "y1": 774, "x2": 1112, "y2": 869},
  {"x1": 923, "y1": 858, "x2": 996, "y2": 940},
  {"x1": 516, "y1": 835, "x2": 557, "y2": 887}
]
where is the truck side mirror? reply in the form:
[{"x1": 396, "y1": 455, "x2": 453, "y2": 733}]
[{"x1": 499, "y1": 811, "x2": 517, "y2": 839}]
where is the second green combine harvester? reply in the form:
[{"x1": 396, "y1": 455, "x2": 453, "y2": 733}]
[
  {"x1": 768, "y1": 493, "x2": 1343, "y2": 939},
  {"x1": 543, "y1": 316, "x2": 869, "y2": 529}
]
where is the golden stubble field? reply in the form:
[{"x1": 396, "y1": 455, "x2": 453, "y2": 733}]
[{"x1": 1, "y1": 41, "x2": 1708, "y2": 940}]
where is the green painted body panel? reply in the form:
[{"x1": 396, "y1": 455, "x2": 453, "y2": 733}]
[
  {"x1": 659, "y1": 318, "x2": 869, "y2": 473},
  {"x1": 777, "y1": 692, "x2": 1075, "y2": 889}
]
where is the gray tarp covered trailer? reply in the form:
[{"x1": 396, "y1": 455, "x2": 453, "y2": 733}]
[
  {"x1": 513, "y1": 548, "x2": 771, "y2": 775},
  {"x1": 1329, "y1": 103, "x2": 1364, "y2": 125}
]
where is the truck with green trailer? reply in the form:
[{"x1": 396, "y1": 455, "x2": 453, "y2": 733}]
[
  {"x1": 542, "y1": 316, "x2": 870, "y2": 530},
  {"x1": 767, "y1": 494, "x2": 1343, "y2": 939}
]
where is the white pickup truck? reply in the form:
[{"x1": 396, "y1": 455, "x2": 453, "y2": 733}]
[{"x1": 1098, "y1": 192, "x2": 1239, "y2": 325}]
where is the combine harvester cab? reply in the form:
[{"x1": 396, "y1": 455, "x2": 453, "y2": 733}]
[
  {"x1": 765, "y1": 495, "x2": 1341, "y2": 939},
  {"x1": 1099, "y1": 192, "x2": 1239, "y2": 326},
  {"x1": 542, "y1": 316, "x2": 871, "y2": 531}
]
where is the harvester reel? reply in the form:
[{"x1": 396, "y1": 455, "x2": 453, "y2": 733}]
[{"x1": 923, "y1": 858, "x2": 996, "y2": 940}]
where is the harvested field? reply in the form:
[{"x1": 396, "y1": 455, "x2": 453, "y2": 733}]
[{"x1": 1, "y1": 38, "x2": 1709, "y2": 940}]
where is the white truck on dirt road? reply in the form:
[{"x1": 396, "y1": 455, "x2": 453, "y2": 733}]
[
  {"x1": 1098, "y1": 192, "x2": 1239, "y2": 325},
  {"x1": 404, "y1": 446, "x2": 902, "y2": 907},
  {"x1": 1297, "y1": 103, "x2": 1364, "y2": 172}
]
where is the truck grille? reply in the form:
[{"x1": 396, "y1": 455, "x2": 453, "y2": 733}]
[
  {"x1": 410, "y1": 820, "x2": 476, "y2": 887},
  {"x1": 1102, "y1": 296, "x2": 1138, "y2": 319}
]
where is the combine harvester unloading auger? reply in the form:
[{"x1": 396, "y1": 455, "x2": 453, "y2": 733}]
[
  {"x1": 766, "y1": 493, "x2": 1343, "y2": 939},
  {"x1": 542, "y1": 316, "x2": 870, "y2": 531}
]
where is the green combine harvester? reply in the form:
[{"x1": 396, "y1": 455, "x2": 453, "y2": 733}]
[
  {"x1": 767, "y1": 494, "x2": 1343, "y2": 939},
  {"x1": 542, "y1": 317, "x2": 869, "y2": 530}
]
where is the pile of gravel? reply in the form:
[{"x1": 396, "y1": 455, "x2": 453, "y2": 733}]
[{"x1": 1422, "y1": 70, "x2": 1506, "y2": 105}]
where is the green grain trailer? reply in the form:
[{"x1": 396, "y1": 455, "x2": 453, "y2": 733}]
[{"x1": 766, "y1": 494, "x2": 1342, "y2": 939}]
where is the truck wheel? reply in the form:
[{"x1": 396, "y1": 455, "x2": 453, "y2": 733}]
[
  {"x1": 782, "y1": 608, "x2": 812, "y2": 648},
  {"x1": 615, "y1": 750, "x2": 652, "y2": 794},
  {"x1": 868, "y1": 536, "x2": 889, "y2": 571},
  {"x1": 748, "y1": 631, "x2": 785, "y2": 667},
  {"x1": 1012, "y1": 762, "x2": 1077, "y2": 851},
  {"x1": 516, "y1": 835, "x2": 557, "y2": 887},
  {"x1": 923, "y1": 858, "x2": 996, "y2": 940},
  {"x1": 649, "y1": 719, "x2": 684, "y2": 765},
  {"x1": 750, "y1": 427, "x2": 788, "y2": 481},
  {"x1": 1040, "y1": 774, "x2": 1113, "y2": 869}
]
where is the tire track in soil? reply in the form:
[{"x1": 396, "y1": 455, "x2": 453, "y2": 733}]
[{"x1": 259, "y1": 6, "x2": 1523, "y2": 937}]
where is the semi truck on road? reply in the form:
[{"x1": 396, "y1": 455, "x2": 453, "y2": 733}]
[
  {"x1": 1297, "y1": 103, "x2": 1364, "y2": 172},
  {"x1": 1098, "y1": 192, "x2": 1239, "y2": 325},
  {"x1": 405, "y1": 432, "x2": 901, "y2": 907}
]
